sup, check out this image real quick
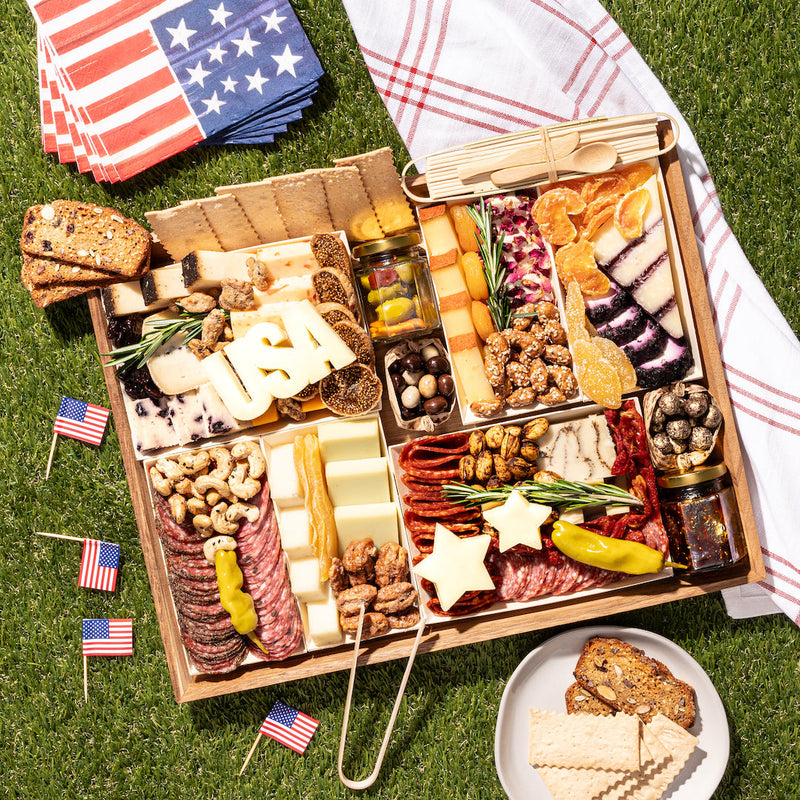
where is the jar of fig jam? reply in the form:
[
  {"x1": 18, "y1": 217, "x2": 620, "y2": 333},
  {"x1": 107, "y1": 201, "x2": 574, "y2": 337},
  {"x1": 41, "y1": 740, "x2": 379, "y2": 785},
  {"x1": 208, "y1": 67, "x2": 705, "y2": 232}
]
[{"x1": 657, "y1": 463, "x2": 745, "y2": 572}]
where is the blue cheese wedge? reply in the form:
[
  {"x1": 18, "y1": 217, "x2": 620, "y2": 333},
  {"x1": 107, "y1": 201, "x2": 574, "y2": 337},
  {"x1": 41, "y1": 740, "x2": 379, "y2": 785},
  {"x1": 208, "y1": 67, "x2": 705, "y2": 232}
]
[{"x1": 121, "y1": 392, "x2": 180, "y2": 455}]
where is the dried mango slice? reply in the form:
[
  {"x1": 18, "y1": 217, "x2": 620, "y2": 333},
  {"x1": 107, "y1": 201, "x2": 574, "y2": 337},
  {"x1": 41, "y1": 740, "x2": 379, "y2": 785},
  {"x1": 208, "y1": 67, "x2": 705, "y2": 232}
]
[
  {"x1": 590, "y1": 335, "x2": 638, "y2": 392},
  {"x1": 617, "y1": 162, "x2": 654, "y2": 191},
  {"x1": 565, "y1": 280, "x2": 590, "y2": 346},
  {"x1": 461, "y1": 251, "x2": 489, "y2": 300},
  {"x1": 572, "y1": 339, "x2": 622, "y2": 409},
  {"x1": 615, "y1": 186, "x2": 651, "y2": 239},
  {"x1": 554, "y1": 239, "x2": 610, "y2": 296},
  {"x1": 450, "y1": 203, "x2": 480, "y2": 252}
]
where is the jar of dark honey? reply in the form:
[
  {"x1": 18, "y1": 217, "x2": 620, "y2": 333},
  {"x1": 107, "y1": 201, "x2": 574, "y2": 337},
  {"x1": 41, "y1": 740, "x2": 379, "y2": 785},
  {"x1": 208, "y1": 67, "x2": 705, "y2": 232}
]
[{"x1": 657, "y1": 462, "x2": 745, "y2": 572}]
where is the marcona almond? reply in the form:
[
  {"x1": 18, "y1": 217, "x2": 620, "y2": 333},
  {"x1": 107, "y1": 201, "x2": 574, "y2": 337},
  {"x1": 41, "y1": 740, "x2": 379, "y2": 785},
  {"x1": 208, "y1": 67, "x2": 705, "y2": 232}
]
[
  {"x1": 596, "y1": 684, "x2": 617, "y2": 701},
  {"x1": 635, "y1": 704, "x2": 652, "y2": 715}
]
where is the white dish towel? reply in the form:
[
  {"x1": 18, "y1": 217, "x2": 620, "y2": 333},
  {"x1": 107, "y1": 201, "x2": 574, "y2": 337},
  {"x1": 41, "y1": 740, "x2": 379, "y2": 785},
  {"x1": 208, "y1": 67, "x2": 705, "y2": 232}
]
[{"x1": 341, "y1": 0, "x2": 798, "y2": 624}]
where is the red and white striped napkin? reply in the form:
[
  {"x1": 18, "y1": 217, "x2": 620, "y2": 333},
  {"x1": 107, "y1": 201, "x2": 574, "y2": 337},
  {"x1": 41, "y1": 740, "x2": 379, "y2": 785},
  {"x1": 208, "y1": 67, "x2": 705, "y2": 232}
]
[{"x1": 341, "y1": 0, "x2": 800, "y2": 624}]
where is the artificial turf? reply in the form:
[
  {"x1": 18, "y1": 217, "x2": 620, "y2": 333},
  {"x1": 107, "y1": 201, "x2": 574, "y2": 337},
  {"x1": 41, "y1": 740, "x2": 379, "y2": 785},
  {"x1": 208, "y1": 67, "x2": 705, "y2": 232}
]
[{"x1": 1, "y1": 0, "x2": 798, "y2": 798}]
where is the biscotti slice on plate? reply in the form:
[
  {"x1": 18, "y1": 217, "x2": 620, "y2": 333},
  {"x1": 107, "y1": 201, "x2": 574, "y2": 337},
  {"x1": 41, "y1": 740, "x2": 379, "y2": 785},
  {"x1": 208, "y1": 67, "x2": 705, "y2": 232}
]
[
  {"x1": 20, "y1": 200, "x2": 151, "y2": 276},
  {"x1": 573, "y1": 637, "x2": 696, "y2": 729},
  {"x1": 20, "y1": 257, "x2": 116, "y2": 308},
  {"x1": 564, "y1": 681, "x2": 616, "y2": 716},
  {"x1": 22, "y1": 252, "x2": 118, "y2": 287}
]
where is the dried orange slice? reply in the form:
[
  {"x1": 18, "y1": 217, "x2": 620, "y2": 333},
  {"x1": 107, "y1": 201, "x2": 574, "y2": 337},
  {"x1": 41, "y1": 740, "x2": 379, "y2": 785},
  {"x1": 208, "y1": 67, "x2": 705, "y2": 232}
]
[
  {"x1": 579, "y1": 173, "x2": 628, "y2": 204},
  {"x1": 617, "y1": 162, "x2": 654, "y2": 191},
  {"x1": 450, "y1": 204, "x2": 480, "y2": 252},
  {"x1": 591, "y1": 335, "x2": 638, "y2": 393},
  {"x1": 614, "y1": 186, "x2": 651, "y2": 238},
  {"x1": 554, "y1": 239, "x2": 609, "y2": 296},
  {"x1": 582, "y1": 205, "x2": 615, "y2": 240},
  {"x1": 572, "y1": 339, "x2": 622, "y2": 409},
  {"x1": 564, "y1": 280, "x2": 590, "y2": 346}
]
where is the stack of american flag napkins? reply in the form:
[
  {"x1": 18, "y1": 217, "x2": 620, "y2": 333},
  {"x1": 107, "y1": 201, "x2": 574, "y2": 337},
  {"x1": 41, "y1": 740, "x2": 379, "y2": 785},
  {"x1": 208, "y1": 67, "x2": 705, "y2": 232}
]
[{"x1": 28, "y1": 0, "x2": 323, "y2": 182}]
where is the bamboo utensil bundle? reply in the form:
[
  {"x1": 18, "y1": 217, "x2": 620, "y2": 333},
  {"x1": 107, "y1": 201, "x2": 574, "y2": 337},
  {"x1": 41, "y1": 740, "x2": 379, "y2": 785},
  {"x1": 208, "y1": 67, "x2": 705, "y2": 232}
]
[{"x1": 403, "y1": 112, "x2": 679, "y2": 201}]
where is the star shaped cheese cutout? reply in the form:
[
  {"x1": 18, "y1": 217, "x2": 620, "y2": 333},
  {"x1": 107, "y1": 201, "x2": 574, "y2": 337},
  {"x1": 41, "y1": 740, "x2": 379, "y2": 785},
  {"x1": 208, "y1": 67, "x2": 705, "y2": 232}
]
[
  {"x1": 482, "y1": 490, "x2": 551, "y2": 552},
  {"x1": 413, "y1": 523, "x2": 494, "y2": 612}
]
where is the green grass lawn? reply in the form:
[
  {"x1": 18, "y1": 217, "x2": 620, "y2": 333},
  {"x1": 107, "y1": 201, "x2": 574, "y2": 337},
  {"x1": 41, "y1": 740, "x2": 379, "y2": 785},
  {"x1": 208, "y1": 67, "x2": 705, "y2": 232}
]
[{"x1": 1, "y1": 0, "x2": 798, "y2": 798}]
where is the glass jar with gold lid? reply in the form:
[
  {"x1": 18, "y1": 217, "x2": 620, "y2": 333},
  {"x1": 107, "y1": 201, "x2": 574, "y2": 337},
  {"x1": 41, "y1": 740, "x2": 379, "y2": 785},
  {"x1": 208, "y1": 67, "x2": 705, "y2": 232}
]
[
  {"x1": 657, "y1": 462, "x2": 745, "y2": 572},
  {"x1": 352, "y1": 234, "x2": 440, "y2": 341}
]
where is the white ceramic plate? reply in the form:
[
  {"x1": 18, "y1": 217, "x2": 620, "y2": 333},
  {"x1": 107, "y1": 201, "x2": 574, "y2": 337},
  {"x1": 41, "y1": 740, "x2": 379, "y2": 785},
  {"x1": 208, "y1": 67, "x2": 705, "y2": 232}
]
[{"x1": 495, "y1": 625, "x2": 729, "y2": 800}]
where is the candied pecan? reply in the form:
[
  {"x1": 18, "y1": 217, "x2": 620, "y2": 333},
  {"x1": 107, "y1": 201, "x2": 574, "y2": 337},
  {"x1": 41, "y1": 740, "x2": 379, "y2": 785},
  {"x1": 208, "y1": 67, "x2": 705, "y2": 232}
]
[
  {"x1": 485, "y1": 332, "x2": 511, "y2": 364},
  {"x1": 340, "y1": 611, "x2": 389, "y2": 638},
  {"x1": 329, "y1": 557, "x2": 349, "y2": 596},
  {"x1": 543, "y1": 344, "x2": 572, "y2": 366},
  {"x1": 470, "y1": 399, "x2": 505, "y2": 417},
  {"x1": 484, "y1": 353, "x2": 507, "y2": 389},
  {"x1": 538, "y1": 386, "x2": 567, "y2": 405},
  {"x1": 507, "y1": 387, "x2": 536, "y2": 408},
  {"x1": 201, "y1": 308, "x2": 226, "y2": 346},
  {"x1": 375, "y1": 542, "x2": 409, "y2": 587},
  {"x1": 218, "y1": 279, "x2": 255, "y2": 311},
  {"x1": 387, "y1": 607, "x2": 421, "y2": 630},
  {"x1": 506, "y1": 360, "x2": 531, "y2": 388},
  {"x1": 276, "y1": 397, "x2": 306, "y2": 421},
  {"x1": 342, "y1": 537, "x2": 377, "y2": 581},
  {"x1": 543, "y1": 319, "x2": 567, "y2": 345},
  {"x1": 335, "y1": 584, "x2": 377, "y2": 616},
  {"x1": 246, "y1": 256, "x2": 273, "y2": 291},
  {"x1": 179, "y1": 291, "x2": 217, "y2": 313},
  {"x1": 188, "y1": 338, "x2": 214, "y2": 359},
  {"x1": 373, "y1": 582, "x2": 416, "y2": 614},
  {"x1": 533, "y1": 301, "x2": 559, "y2": 320},
  {"x1": 547, "y1": 365, "x2": 578, "y2": 397},
  {"x1": 510, "y1": 303, "x2": 535, "y2": 330},
  {"x1": 529, "y1": 358, "x2": 549, "y2": 394}
]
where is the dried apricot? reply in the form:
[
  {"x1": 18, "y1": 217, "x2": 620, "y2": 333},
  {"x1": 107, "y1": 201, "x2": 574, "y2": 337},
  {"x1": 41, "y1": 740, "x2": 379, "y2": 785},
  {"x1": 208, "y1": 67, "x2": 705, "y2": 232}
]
[
  {"x1": 571, "y1": 339, "x2": 622, "y2": 409},
  {"x1": 554, "y1": 240, "x2": 609, "y2": 296},
  {"x1": 450, "y1": 204, "x2": 480, "y2": 252},
  {"x1": 617, "y1": 162, "x2": 654, "y2": 191},
  {"x1": 461, "y1": 251, "x2": 489, "y2": 300},
  {"x1": 590, "y1": 335, "x2": 638, "y2": 392},
  {"x1": 471, "y1": 300, "x2": 495, "y2": 342},
  {"x1": 614, "y1": 186, "x2": 651, "y2": 238},
  {"x1": 564, "y1": 280, "x2": 590, "y2": 346}
]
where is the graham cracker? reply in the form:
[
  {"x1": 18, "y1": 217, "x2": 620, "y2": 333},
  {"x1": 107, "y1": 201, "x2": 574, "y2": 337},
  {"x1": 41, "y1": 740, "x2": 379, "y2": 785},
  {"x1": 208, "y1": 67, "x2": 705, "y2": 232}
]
[
  {"x1": 215, "y1": 179, "x2": 289, "y2": 243},
  {"x1": 334, "y1": 147, "x2": 416, "y2": 234},
  {"x1": 194, "y1": 194, "x2": 260, "y2": 251},
  {"x1": 312, "y1": 166, "x2": 383, "y2": 242},
  {"x1": 145, "y1": 203, "x2": 221, "y2": 262}
]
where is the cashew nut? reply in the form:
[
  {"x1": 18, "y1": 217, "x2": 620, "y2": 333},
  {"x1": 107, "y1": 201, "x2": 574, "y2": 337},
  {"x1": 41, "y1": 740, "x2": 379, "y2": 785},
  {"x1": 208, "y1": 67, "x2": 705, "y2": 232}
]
[
  {"x1": 149, "y1": 466, "x2": 172, "y2": 497},
  {"x1": 193, "y1": 474, "x2": 234, "y2": 501},
  {"x1": 173, "y1": 477, "x2": 194, "y2": 496},
  {"x1": 192, "y1": 514, "x2": 213, "y2": 536},
  {"x1": 231, "y1": 440, "x2": 266, "y2": 479},
  {"x1": 177, "y1": 450, "x2": 211, "y2": 476},
  {"x1": 203, "y1": 534, "x2": 237, "y2": 564},
  {"x1": 155, "y1": 457, "x2": 184, "y2": 483},
  {"x1": 226, "y1": 502, "x2": 260, "y2": 524},
  {"x1": 206, "y1": 490, "x2": 222, "y2": 507},
  {"x1": 227, "y1": 462, "x2": 261, "y2": 500},
  {"x1": 210, "y1": 502, "x2": 239, "y2": 535},
  {"x1": 208, "y1": 446, "x2": 234, "y2": 481},
  {"x1": 186, "y1": 497, "x2": 208, "y2": 517},
  {"x1": 168, "y1": 493, "x2": 187, "y2": 525}
]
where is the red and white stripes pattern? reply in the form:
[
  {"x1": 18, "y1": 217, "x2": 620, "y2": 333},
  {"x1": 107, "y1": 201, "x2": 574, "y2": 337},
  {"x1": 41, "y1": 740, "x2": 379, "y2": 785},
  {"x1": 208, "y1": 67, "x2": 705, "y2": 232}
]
[{"x1": 342, "y1": 0, "x2": 800, "y2": 623}]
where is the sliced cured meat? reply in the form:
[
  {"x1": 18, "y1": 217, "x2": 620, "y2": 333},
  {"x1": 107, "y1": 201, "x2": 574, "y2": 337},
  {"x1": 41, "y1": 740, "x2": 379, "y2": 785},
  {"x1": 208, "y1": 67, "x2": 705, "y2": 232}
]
[{"x1": 490, "y1": 552, "x2": 529, "y2": 602}]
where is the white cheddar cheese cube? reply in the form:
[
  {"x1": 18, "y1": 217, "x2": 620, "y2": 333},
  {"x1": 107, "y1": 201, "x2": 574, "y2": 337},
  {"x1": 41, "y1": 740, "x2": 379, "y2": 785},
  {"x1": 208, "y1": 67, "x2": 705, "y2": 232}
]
[
  {"x1": 334, "y1": 502, "x2": 399, "y2": 555},
  {"x1": 317, "y1": 417, "x2": 381, "y2": 463},
  {"x1": 304, "y1": 588, "x2": 343, "y2": 646},
  {"x1": 268, "y1": 442, "x2": 304, "y2": 507},
  {"x1": 325, "y1": 457, "x2": 390, "y2": 506},
  {"x1": 288, "y1": 557, "x2": 326, "y2": 603},
  {"x1": 277, "y1": 506, "x2": 313, "y2": 559}
]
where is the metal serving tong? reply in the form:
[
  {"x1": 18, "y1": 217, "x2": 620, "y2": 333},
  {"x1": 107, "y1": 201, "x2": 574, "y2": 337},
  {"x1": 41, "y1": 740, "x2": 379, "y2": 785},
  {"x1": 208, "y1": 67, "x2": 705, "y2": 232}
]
[{"x1": 337, "y1": 606, "x2": 427, "y2": 790}]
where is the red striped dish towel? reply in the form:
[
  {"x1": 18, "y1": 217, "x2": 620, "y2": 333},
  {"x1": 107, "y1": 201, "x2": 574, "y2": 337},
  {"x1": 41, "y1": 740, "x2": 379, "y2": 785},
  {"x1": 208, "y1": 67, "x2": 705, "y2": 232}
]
[{"x1": 341, "y1": 0, "x2": 799, "y2": 623}]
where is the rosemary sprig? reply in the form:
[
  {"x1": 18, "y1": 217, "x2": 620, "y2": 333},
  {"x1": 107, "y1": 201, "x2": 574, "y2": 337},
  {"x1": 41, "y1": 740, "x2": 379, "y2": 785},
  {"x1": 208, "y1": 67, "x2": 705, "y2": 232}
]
[
  {"x1": 106, "y1": 310, "x2": 220, "y2": 371},
  {"x1": 442, "y1": 479, "x2": 643, "y2": 512},
  {"x1": 466, "y1": 198, "x2": 511, "y2": 332}
]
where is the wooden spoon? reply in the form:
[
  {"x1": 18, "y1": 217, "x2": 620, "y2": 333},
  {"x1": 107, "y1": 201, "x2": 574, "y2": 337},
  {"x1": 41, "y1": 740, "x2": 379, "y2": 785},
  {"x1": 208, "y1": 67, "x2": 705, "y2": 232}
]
[{"x1": 490, "y1": 142, "x2": 618, "y2": 189}]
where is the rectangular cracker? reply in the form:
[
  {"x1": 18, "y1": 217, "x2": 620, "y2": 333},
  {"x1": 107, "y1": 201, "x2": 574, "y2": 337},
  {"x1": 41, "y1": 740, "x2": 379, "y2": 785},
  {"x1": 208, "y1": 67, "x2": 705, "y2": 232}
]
[
  {"x1": 334, "y1": 147, "x2": 416, "y2": 234},
  {"x1": 528, "y1": 709, "x2": 641, "y2": 771},
  {"x1": 312, "y1": 166, "x2": 383, "y2": 242},
  {"x1": 145, "y1": 203, "x2": 221, "y2": 262},
  {"x1": 270, "y1": 172, "x2": 334, "y2": 239},
  {"x1": 215, "y1": 179, "x2": 289, "y2": 243},
  {"x1": 194, "y1": 194, "x2": 260, "y2": 251}
]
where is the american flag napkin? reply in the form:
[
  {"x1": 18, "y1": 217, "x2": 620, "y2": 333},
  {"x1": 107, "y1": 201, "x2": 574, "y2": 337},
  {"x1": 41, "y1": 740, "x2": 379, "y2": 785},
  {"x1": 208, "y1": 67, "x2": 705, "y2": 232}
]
[
  {"x1": 78, "y1": 539, "x2": 121, "y2": 592},
  {"x1": 340, "y1": 0, "x2": 800, "y2": 625},
  {"x1": 28, "y1": 0, "x2": 323, "y2": 182}
]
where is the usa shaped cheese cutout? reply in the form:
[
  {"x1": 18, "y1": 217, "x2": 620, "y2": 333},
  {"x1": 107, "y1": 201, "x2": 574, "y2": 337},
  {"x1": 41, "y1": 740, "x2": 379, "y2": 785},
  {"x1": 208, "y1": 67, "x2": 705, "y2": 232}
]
[{"x1": 203, "y1": 300, "x2": 357, "y2": 419}]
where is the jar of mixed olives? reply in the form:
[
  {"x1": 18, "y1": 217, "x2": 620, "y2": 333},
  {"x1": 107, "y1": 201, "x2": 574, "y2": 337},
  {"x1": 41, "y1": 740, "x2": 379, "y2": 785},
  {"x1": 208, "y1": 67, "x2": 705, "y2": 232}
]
[
  {"x1": 657, "y1": 462, "x2": 745, "y2": 573},
  {"x1": 352, "y1": 234, "x2": 440, "y2": 341}
]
